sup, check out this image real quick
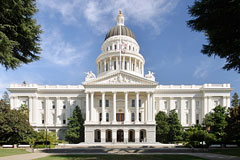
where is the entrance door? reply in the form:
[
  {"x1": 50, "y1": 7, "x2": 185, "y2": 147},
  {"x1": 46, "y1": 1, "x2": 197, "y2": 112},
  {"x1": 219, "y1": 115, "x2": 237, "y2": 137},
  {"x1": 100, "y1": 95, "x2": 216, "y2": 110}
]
[{"x1": 117, "y1": 130, "x2": 124, "y2": 142}]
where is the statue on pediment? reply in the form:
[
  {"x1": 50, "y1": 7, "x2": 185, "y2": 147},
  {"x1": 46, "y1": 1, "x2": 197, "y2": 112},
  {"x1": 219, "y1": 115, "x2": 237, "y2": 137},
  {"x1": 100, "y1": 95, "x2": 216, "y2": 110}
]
[
  {"x1": 145, "y1": 71, "x2": 155, "y2": 81},
  {"x1": 85, "y1": 71, "x2": 96, "y2": 81}
]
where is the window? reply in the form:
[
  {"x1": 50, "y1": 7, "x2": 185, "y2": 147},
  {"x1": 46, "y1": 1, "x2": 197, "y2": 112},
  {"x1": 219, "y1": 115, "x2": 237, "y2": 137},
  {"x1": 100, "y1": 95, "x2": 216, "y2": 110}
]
[
  {"x1": 63, "y1": 101, "x2": 66, "y2": 109},
  {"x1": 106, "y1": 100, "x2": 109, "y2": 107},
  {"x1": 133, "y1": 64, "x2": 135, "y2": 71},
  {"x1": 131, "y1": 113, "x2": 135, "y2": 122},
  {"x1": 186, "y1": 101, "x2": 189, "y2": 110},
  {"x1": 116, "y1": 113, "x2": 124, "y2": 122},
  {"x1": 63, "y1": 114, "x2": 66, "y2": 124},
  {"x1": 114, "y1": 61, "x2": 116, "y2": 70},
  {"x1": 41, "y1": 101, "x2": 44, "y2": 109},
  {"x1": 164, "y1": 101, "x2": 168, "y2": 109},
  {"x1": 175, "y1": 101, "x2": 178, "y2": 109},
  {"x1": 139, "y1": 113, "x2": 141, "y2": 121},
  {"x1": 129, "y1": 46, "x2": 131, "y2": 50},
  {"x1": 133, "y1": 47, "x2": 134, "y2": 51},
  {"x1": 139, "y1": 99, "x2": 141, "y2": 107},
  {"x1": 196, "y1": 114, "x2": 200, "y2": 124},
  {"x1": 114, "y1": 44, "x2": 117, "y2": 50},
  {"x1": 125, "y1": 61, "x2": 127, "y2": 70},
  {"x1": 110, "y1": 45, "x2": 112, "y2": 50},
  {"x1": 99, "y1": 100, "x2": 102, "y2": 107},
  {"x1": 52, "y1": 101, "x2": 55, "y2": 109},
  {"x1": 106, "y1": 113, "x2": 109, "y2": 122},
  {"x1": 186, "y1": 113, "x2": 189, "y2": 124},
  {"x1": 196, "y1": 101, "x2": 200, "y2": 110},
  {"x1": 131, "y1": 99, "x2": 135, "y2": 107},
  {"x1": 42, "y1": 114, "x2": 44, "y2": 124},
  {"x1": 99, "y1": 113, "x2": 102, "y2": 121}
]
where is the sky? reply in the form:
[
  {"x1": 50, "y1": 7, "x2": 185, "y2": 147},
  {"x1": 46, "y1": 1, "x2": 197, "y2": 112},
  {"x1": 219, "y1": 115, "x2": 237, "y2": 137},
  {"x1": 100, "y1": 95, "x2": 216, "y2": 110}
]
[{"x1": 0, "y1": 0, "x2": 239, "y2": 98}]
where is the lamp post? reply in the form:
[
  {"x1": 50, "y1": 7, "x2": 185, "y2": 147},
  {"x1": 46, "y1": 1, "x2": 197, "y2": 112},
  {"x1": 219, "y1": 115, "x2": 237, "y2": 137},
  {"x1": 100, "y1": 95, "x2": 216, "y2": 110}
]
[{"x1": 45, "y1": 125, "x2": 48, "y2": 149}]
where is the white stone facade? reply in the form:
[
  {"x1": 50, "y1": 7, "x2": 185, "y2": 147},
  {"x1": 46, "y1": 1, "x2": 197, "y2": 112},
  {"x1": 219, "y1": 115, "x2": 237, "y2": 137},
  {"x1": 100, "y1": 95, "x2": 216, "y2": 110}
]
[{"x1": 8, "y1": 12, "x2": 232, "y2": 144}]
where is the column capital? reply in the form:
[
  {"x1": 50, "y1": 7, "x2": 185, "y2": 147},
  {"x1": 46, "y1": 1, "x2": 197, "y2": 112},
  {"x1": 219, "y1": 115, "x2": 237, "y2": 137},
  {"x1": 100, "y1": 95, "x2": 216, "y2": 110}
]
[
  {"x1": 124, "y1": 91, "x2": 128, "y2": 94},
  {"x1": 135, "y1": 91, "x2": 140, "y2": 94},
  {"x1": 112, "y1": 91, "x2": 117, "y2": 94},
  {"x1": 90, "y1": 91, "x2": 94, "y2": 95},
  {"x1": 67, "y1": 97, "x2": 71, "y2": 100},
  {"x1": 56, "y1": 97, "x2": 60, "y2": 100},
  {"x1": 85, "y1": 91, "x2": 90, "y2": 94},
  {"x1": 101, "y1": 91, "x2": 105, "y2": 94}
]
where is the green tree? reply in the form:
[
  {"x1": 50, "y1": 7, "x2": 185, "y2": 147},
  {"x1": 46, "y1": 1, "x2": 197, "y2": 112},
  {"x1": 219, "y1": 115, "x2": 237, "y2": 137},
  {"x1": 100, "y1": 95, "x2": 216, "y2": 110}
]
[
  {"x1": 167, "y1": 110, "x2": 184, "y2": 143},
  {"x1": 2, "y1": 91, "x2": 10, "y2": 104},
  {"x1": 185, "y1": 125, "x2": 216, "y2": 147},
  {"x1": 35, "y1": 131, "x2": 57, "y2": 145},
  {"x1": 225, "y1": 106, "x2": 240, "y2": 144},
  {"x1": 202, "y1": 105, "x2": 227, "y2": 143},
  {"x1": 0, "y1": 0, "x2": 42, "y2": 70},
  {"x1": 0, "y1": 100, "x2": 33, "y2": 144},
  {"x1": 66, "y1": 106, "x2": 85, "y2": 143},
  {"x1": 187, "y1": 0, "x2": 240, "y2": 72},
  {"x1": 231, "y1": 93, "x2": 239, "y2": 108},
  {"x1": 155, "y1": 111, "x2": 170, "y2": 143}
]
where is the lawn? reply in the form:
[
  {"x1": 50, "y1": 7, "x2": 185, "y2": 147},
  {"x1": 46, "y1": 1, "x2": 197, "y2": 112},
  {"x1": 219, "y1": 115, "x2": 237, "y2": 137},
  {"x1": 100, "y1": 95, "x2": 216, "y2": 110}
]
[
  {"x1": 36, "y1": 155, "x2": 206, "y2": 160},
  {"x1": 209, "y1": 148, "x2": 240, "y2": 157},
  {"x1": 0, "y1": 149, "x2": 30, "y2": 157}
]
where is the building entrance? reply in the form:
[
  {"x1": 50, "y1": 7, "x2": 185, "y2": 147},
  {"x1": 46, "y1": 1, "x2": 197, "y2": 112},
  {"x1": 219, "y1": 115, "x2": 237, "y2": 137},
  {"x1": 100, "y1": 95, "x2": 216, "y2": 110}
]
[{"x1": 117, "y1": 129, "x2": 124, "y2": 142}]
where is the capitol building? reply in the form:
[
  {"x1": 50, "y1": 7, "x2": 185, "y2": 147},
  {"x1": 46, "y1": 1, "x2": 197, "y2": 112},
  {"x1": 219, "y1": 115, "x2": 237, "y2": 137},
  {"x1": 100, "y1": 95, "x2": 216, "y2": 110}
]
[{"x1": 8, "y1": 12, "x2": 232, "y2": 144}]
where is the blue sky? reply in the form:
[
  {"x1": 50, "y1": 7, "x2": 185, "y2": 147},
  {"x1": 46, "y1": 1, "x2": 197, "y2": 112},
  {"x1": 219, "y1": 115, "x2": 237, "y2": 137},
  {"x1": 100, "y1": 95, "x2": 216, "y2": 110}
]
[{"x1": 0, "y1": 0, "x2": 239, "y2": 98}]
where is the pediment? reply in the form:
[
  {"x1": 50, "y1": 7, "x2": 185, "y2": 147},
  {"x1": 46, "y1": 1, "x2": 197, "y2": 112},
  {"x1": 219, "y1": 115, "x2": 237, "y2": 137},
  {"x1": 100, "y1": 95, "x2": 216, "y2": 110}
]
[{"x1": 83, "y1": 71, "x2": 157, "y2": 86}]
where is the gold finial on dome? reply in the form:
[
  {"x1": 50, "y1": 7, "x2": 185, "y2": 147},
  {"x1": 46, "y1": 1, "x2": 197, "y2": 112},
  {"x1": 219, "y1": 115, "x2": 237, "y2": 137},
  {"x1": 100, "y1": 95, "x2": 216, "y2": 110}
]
[{"x1": 119, "y1": 10, "x2": 122, "y2": 15}]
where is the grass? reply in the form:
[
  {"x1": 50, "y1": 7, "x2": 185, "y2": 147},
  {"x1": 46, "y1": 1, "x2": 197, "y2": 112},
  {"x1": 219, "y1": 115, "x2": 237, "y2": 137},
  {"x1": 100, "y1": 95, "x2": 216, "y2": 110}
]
[
  {"x1": 36, "y1": 155, "x2": 206, "y2": 160},
  {"x1": 0, "y1": 148, "x2": 30, "y2": 157},
  {"x1": 209, "y1": 148, "x2": 240, "y2": 157}
]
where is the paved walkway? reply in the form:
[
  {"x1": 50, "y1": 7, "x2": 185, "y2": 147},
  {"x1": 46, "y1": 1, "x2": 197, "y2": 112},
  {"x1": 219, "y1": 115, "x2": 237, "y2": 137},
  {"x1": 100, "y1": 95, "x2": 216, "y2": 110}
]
[
  {"x1": 0, "y1": 153, "x2": 48, "y2": 160},
  {"x1": 0, "y1": 148, "x2": 239, "y2": 160}
]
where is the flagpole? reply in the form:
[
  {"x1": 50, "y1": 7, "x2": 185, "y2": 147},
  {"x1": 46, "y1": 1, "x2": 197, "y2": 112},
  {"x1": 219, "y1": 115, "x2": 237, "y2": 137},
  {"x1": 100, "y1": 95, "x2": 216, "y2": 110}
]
[{"x1": 119, "y1": 20, "x2": 122, "y2": 71}]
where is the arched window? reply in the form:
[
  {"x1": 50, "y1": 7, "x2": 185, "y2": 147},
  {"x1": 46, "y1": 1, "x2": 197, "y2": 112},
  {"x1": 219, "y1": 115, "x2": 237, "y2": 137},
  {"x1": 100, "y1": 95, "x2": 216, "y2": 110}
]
[
  {"x1": 128, "y1": 130, "x2": 135, "y2": 142},
  {"x1": 114, "y1": 44, "x2": 117, "y2": 50},
  {"x1": 94, "y1": 130, "x2": 101, "y2": 142}
]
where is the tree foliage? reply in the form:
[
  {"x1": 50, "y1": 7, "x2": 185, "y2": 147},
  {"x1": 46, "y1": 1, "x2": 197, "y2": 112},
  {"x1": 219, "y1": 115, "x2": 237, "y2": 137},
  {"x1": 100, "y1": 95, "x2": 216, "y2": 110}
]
[
  {"x1": 185, "y1": 125, "x2": 216, "y2": 147},
  {"x1": 202, "y1": 105, "x2": 227, "y2": 143},
  {"x1": 2, "y1": 91, "x2": 10, "y2": 104},
  {"x1": 187, "y1": 0, "x2": 240, "y2": 72},
  {"x1": 0, "y1": 100, "x2": 33, "y2": 144},
  {"x1": 0, "y1": 0, "x2": 42, "y2": 70},
  {"x1": 66, "y1": 106, "x2": 84, "y2": 143},
  {"x1": 231, "y1": 92, "x2": 240, "y2": 108},
  {"x1": 167, "y1": 110, "x2": 184, "y2": 143},
  {"x1": 225, "y1": 106, "x2": 240, "y2": 144},
  {"x1": 155, "y1": 111, "x2": 170, "y2": 143}
]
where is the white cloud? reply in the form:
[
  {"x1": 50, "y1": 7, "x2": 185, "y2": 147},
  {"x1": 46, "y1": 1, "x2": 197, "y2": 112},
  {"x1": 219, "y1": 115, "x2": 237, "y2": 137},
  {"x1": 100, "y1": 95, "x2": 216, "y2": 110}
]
[
  {"x1": 38, "y1": 0, "x2": 179, "y2": 34},
  {"x1": 41, "y1": 29, "x2": 91, "y2": 66},
  {"x1": 193, "y1": 60, "x2": 211, "y2": 79}
]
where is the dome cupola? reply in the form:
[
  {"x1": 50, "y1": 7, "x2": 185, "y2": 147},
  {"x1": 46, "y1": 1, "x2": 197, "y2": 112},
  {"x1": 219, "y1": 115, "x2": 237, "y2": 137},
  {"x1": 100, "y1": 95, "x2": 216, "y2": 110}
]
[{"x1": 96, "y1": 11, "x2": 145, "y2": 78}]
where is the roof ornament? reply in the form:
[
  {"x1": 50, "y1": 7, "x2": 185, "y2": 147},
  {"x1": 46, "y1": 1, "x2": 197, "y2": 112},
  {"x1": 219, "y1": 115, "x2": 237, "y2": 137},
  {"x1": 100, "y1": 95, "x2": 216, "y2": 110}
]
[
  {"x1": 117, "y1": 10, "x2": 124, "y2": 26},
  {"x1": 145, "y1": 71, "x2": 155, "y2": 81},
  {"x1": 85, "y1": 71, "x2": 96, "y2": 82}
]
